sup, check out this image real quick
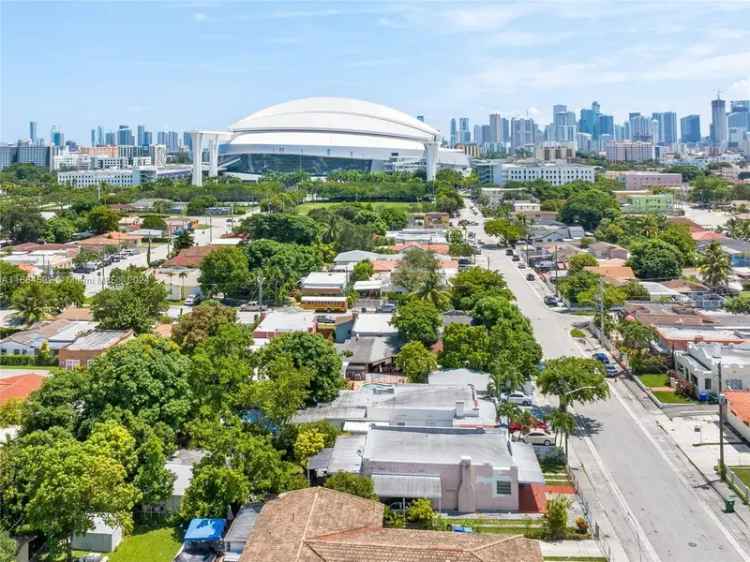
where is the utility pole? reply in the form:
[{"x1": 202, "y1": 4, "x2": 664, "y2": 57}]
[
  {"x1": 718, "y1": 359, "x2": 726, "y2": 481},
  {"x1": 598, "y1": 276, "x2": 605, "y2": 338},
  {"x1": 554, "y1": 244, "x2": 559, "y2": 297},
  {"x1": 257, "y1": 272, "x2": 264, "y2": 307}
]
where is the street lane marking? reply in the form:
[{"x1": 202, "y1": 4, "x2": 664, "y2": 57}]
[
  {"x1": 579, "y1": 427, "x2": 662, "y2": 562},
  {"x1": 609, "y1": 381, "x2": 750, "y2": 562}
]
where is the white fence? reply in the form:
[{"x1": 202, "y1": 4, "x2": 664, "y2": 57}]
[{"x1": 727, "y1": 467, "x2": 750, "y2": 504}]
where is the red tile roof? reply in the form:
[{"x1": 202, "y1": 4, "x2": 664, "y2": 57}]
[
  {"x1": 726, "y1": 390, "x2": 750, "y2": 424},
  {"x1": 0, "y1": 374, "x2": 45, "y2": 405},
  {"x1": 691, "y1": 230, "x2": 726, "y2": 242},
  {"x1": 393, "y1": 243, "x2": 450, "y2": 254},
  {"x1": 163, "y1": 245, "x2": 223, "y2": 268}
]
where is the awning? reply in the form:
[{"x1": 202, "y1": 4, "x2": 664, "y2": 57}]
[
  {"x1": 184, "y1": 518, "x2": 226, "y2": 542},
  {"x1": 371, "y1": 474, "x2": 442, "y2": 499}
]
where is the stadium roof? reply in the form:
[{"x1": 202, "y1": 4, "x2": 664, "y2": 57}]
[{"x1": 230, "y1": 97, "x2": 439, "y2": 142}]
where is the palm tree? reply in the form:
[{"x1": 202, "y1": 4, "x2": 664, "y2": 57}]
[
  {"x1": 179, "y1": 271, "x2": 188, "y2": 300},
  {"x1": 415, "y1": 271, "x2": 450, "y2": 310},
  {"x1": 549, "y1": 409, "x2": 576, "y2": 457},
  {"x1": 700, "y1": 240, "x2": 732, "y2": 290}
]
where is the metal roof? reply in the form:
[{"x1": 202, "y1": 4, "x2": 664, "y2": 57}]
[
  {"x1": 372, "y1": 474, "x2": 442, "y2": 499},
  {"x1": 224, "y1": 503, "x2": 262, "y2": 544}
]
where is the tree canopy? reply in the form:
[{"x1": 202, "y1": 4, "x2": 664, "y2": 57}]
[
  {"x1": 536, "y1": 356, "x2": 609, "y2": 413},
  {"x1": 392, "y1": 299, "x2": 442, "y2": 346},
  {"x1": 627, "y1": 239, "x2": 683, "y2": 280},
  {"x1": 91, "y1": 267, "x2": 168, "y2": 333}
]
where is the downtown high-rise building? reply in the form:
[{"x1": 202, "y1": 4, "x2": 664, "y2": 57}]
[
  {"x1": 488, "y1": 113, "x2": 502, "y2": 144},
  {"x1": 50, "y1": 126, "x2": 64, "y2": 147},
  {"x1": 96, "y1": 126, "x2": 104, "y2": 146},
  {"x1": 680, "y1": 115, "x2": 701, "y2": 143},
  {"x1": 579, "y1": 102, "x2": 600, "y2": 138},
  {"x1": 628, "y1": 113, "x2": 651, "y2": 141},
  {"x1": 459, "y1": 117, "x2": 470, "y2": 144},
  {"x1": 651, "y1": 112, "x2": 678, "y2": 145},
  {"x1": 728, "y1": 101, "x2": 749, "y2": 134},
  {"x1": 29, "y1": 121, "x2": 38, "y2": 144},
  {"x1": 183, "y1": 131, "x2": 193, "y2": 150},
  {"x1": 117, "y1": 125, "x2": 134, "y2": 146},
  {"x1": 104, "y1": 131, "x2": 116, "y2": 145},
  {"x1": 711, "y1": 95, "x2": 728, "y2": 148},
  {"x1": 552, "y1": 104, "x2": 576, "y2": 142},
  {"x1": 473, "y1": 124, "x2": 482, "y2": 145},
  {"x1": 511, "y1": 117, "x2": 536, "y2": 150},
  {"x1": 137, "y1": 125, "x2": 146, "y2": 147},
  {"x1": 90, "y1": 129, "x2": 96, "y2": 147}
]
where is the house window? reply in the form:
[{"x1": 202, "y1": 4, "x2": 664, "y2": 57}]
[
  {"x1": 495, "y1": 480, "x2": 512, "y2": 495},
  {"x1": 704, "y1": 378, "x2": 712, "y2": 391}
]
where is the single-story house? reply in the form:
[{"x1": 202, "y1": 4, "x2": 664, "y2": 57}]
[
  {"x1": 300, "y1": 272, "x2": 347, "y2": 296},
  {"x1": 58, "y1": 330, "x2": 133, "y2": 369},
  {"x1": 338, "y1": 336, "x2": 401, "y2": 379},
  {"x1": 162, "y1": 245, "x2": 223, "y2": 268},
  {"x1": 333, "y1": 250, "x2": 381, "y2": 265},
  {"x1": 352, "y1": 313, "x2": 397, "y2": 338},
  {"x1": 71, "y1": 516, "x2": 123, "y2": 553},
  {"x1": 147, "y1": 449, "x2": 207, "y2": 513},
  {"x1": 238, "y1": 487, "x2": 542, "y2": 562},
  {"x1": 252, "y1": 310, "x2": 316, "y2": 339},
  {"x1": 725, "y1": 390, "x2": 750, "y2": 443},
  {"x1": 223, "y1": 504, "x2": 263, "y2": 562},
  {"x1": 154, "y1": 267, "x2": 201, "y2": 301},
  {"x1": 639, "y1": 281, "x2": 685, "y2": 303},
  {"x1": 76, "y1": 231, "x2": 142, "y2": 252},
  {"x1": 392, "y1": 242, "x2": 450, "y2": 255},
  {"x1": 352, "y1": 279, "x2": 384, "y2": 298},
  {"x1": 358, "y1": 425, "x2": 544, "y2": 513},
  {"x1": 661, "y1": 279, "x2": 723, "y2": 310},
  {"x1": 588, "y1": 241, "x2": 629, "y2": 260},
  {"x1": 675, "y1": 342, "x2": 750, "y2": 393},
  {"x1": 429, "y1": 368, "x2": 490, "y2": 393},
  {"x1": 584, "y1": 265, "x2": 636, "y2": 285},
  {"x1": 657, "y1": 326, "x2": 747, "y2": 353},
  {"x1": 0, "y1": 319, "x2": 97, "y2": 356}
]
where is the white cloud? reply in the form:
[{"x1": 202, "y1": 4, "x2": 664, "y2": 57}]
[
  {"x1": 728, "y1": 78, "x2": 750, "y2": 99},
  {"x1": 485, "y1": 30, "x2": 572, "y2": 47},
  {"x1": 642, "y1": 50, "x2": 750, "y2": 81},
  {"x1": 440, "y1": 4, "x2": 532, "y2": 31},
  {"x1": 193, "y1": 12, "x2": 208, "y2": 23}
]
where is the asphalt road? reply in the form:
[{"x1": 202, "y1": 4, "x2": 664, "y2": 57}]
[{"x1": 462, "y1": 205, "x2": 750, "y2": 562}]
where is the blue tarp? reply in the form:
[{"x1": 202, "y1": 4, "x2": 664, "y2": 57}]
[{"x1": 185, "y1": 518, "x2": 226, "y2": 542}]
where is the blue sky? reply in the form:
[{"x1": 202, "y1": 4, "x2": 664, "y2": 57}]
[{"x1": 2, "y1": 1, "x2": 749, "y2": 144}]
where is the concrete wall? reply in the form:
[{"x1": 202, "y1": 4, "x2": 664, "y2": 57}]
[{"x1": 727, "y1": 407, "x2": 750, "y2": 443}]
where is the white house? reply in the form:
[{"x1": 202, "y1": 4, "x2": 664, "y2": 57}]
[
  {"x1": 674, "y1": 342, "x2": 750, "y2": 393},
  {"x1": 71, "y1": 516, "x2": 123, "y2": 553},
  {"x1": 725, "y1": 391, "x2": 750, "y2": 443}
]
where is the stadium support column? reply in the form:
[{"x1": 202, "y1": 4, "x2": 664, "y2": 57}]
[
  {"x1": 425, "y1": 141, "x2": 438, "y2": 181},
  {"x1": 191, "y1": 131, "x2": 204, "y2": 187},
  {"x1": 208, "y1": 136, "x2": 219, "y2": 178}
]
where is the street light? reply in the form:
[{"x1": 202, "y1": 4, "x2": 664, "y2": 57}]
[{"x1": 718, "y1": 359, "x2": 726, "y2": 481}]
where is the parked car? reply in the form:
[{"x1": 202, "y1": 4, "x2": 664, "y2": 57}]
[
  {"x1": 605, "y1": 364, "x2": 618, "y2": 377},
  {"x1": 523, "y1": 430, "x2": 555, "y2": 446},
  {"x1": 511, "y1": 254, "x2": 520, "y2": 262},
  {"x1": 543, "y1": 295, "x2": 559, "y2": 306},
  {"x1": 526, "y1": 273, "x2": 535, "y2": 281},
  {"x1": 505, "y1": 248, "x2": 514, "y2": 256},
  {"x1": 174, "y1": 543, "x2": 218, "y2": 562},
  {"x1": 509, "y1": 418, "x2": 548, "y2": 433},
  {"x1": 593, "y1": 352, "x2": 610, "y2": 364},
  {"x1": 184, "y1": 294, "x2": 202, "y2": 306},
  {"x1": 501, "y1": 391, "x2": 533, "y2": 406},
  {"x1": 517, "y1": 262, "x2": 526, "y2": 269}
]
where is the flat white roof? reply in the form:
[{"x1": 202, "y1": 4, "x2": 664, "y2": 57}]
[
  {"x1": 301, "y1": 271, "x2": 347, "y2": 288},
  {"x1": 353, "y1": 313, "x2": 397, "y2": 336}
]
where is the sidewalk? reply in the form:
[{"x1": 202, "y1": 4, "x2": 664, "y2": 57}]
[{"x1": 541, "y1": 539, "x2": 608, "y2": 558}]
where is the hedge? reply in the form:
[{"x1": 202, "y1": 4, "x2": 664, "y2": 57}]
[{"x1": 0, "y1": 355, "x2": 57, "y2": 366}]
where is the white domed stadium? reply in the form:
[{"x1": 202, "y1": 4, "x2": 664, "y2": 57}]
[{"x1": 189, "y1": 97, "x2": 469, "y2": 184}]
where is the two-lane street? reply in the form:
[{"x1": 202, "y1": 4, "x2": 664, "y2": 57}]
[{"x1": 462, "y1": 204, "x2": 750, "y2": 562}]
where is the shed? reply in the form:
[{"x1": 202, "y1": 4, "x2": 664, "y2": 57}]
[{"x1": 71, "y1": 516, "x2": 123, "y2": 553}]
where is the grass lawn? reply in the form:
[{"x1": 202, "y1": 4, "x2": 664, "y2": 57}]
[
  {"x1": 638, "y1": 373, "x2": 670, "y2": 388},
  {"x1": 109, "y1": 523, "x2": 182, "y2": 562},
  {"x1": 652, "y1": 390, "x2": 693, "y2": 404},
  {"x1": 296, "y1": 201, "x2": 418, "y2": 215},
  {"x1": 730, "y1": 466, "x2": 750, "y2": 488},
  {"x1": 544, "y1": 557, "x2": 608, "y2": 562}
]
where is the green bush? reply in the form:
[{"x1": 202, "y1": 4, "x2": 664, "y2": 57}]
[
  {"x1": 0, "y1": 354, "x2": 57, "y2": 366},
  {"x1": 570, "y1": 328, "x2": 586, "y2": 338},
  {"x1": 543, "y1": 495, "x2": 571, "y2": 540}
]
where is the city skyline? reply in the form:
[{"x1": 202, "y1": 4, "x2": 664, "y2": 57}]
[{"x1": 2, "y1": 2, "x2": 749, "y2": 143}]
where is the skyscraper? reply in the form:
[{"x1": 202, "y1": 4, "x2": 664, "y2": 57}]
[
  {"x1": 459, "y1": 118, "x2": 470, "y2": 144},
  {"x1": 651, "y1": 112, "x2": 678, "y2": 145},
  {"x1": 473, "y1": 124, "x2": 482, "y2": 145},
  {"x1": 711, "y1": 94, "x2": 728, "y2": 148},
  {"x1": 579, "y1": 102, "x2": 600, "y2": 138},
  {"x1": 489, "y1": 113, "x2": 502, "y2": 144},
  {"x1": 552, "y1": 105, "x2": 576, "y2": 142},
  {"x1": 628, "y1": 113, "x2": 651, "y2": 141},
  {"x1": 511, "y1": 117, "x2": 536, "y2": 150},
  {"x1": 183, "y1": 132, "x2": 193, "y2": 150},
  {"x1": 50, "y1": 126, "x2": 64, "y2": 147},
  {"x1": 680, "y1": 115, "x2": 701, "y2": 143},
  {"x1": 728, "y1": 101, "x2": 750, "y2": 134},
  {"x1": 481, "y1": 125, "x2": 491, "y2": 146},
  {"x1": 598, "y1": 114, "x2": 614, "y2": 138},
  {"x1": 105, "y1": 131, "x2": 116, "y2": 145},
  {"x1": 449, "y1": 119, "x2": 458, "y2": 147},
  {"x1": 144, "y1": 131, "x2": 153, "y2": 147},
  {"x1": 90, "y1": 129, "x2": 96, "y2": 147},
  {"x1": 96, "y1": 126, "x2": 104, "y2": 146},
  {"x1": 137, "y1": 125, "x2": 146, "y2": 147},
  {"x1": 29, "y1": 121, "x2": 38, "y2": 144},
  {"x1": 117, "y1": 125, "x2": 134, "y2": 146}
]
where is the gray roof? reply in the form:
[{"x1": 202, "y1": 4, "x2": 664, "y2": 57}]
[
  {"x1": 224, "y1": 503, "x2": 263, "y2": 544},
  {"x1": 510, "y1": 442, "x2": 545, "y2": 484},
  {"x1": 442, "y1": 311, "x2": 473, "y2": 326},
  {"x1": 329, "y1": 434, "x2": 366, "y2": 474},
  {"x1": 334, "y1": 250, "x2": 381, "y2": 264},
  {"x1": 337, "y1": 336, "x2": 401, "y2": 365},
  {"x1": 363, "y1": 426, "x2": 514, "y2": 468},
  {"x1": 64, "y1": 329, "x2": 131, "y2": 351},
  {"x1": 307, "y1": 448, "x2": 334, "y2": 472},
  {"x1": 165, "y1": 449, "x2": 206, "y2": 496},
  {"x1": 372, "y1": 473, "x2": 442, "y2": 499},
  {"x1": 428, "y1": 369, "x2": 490, "y2": 393}
]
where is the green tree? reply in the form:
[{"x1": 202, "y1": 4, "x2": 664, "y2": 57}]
[
  {"x1": 395, "y1": 341, "x2": 438, "y2": 383},
  {"x1": 0, "y1": 526, "x2": 14, "y2": 561},
  {"x1": 11, "y1": 279, "x2": 56, "y2": 325},
  {"x1": 350, "y1": 260, "x2": 374, "y2": 282},
  {"x1": 293, "y1": 428, "x2": 326, "y2": 465},
  {"x1": 689, "y1": 175, "x2": 732, "y2": 206},
  {"x1": 199, "y1": 246, "x2": 249, "y2": 298},
  {"x1": 406, "y1": 498, "x2": 436, "y2": 528},
  {"x1": 51, "y1": 276, "x2": 86, "y2": 311},
  {"x1": 628, "y1": 239, "x2": 682, "y2": 280},
  {"x1": 91, "y1": 267, "x2": 168, "y2": 332},
  {"x1": 568, "y1": 253, "x2": 598, "y2": 274},
  {"x1": 172, "y1": 301, "x2": 238, "y2": 353},
  {"x1": 87, "y1": 205, "x2": 121, "y2": 234},
  {"x1": 324, "y1": 472, "x2": 376, "y2": 499},
  {"x1": 173, "y1": 229, "x2": 195, "y2": 252},
  {"x1": 471, "y1": 296, "x2": 530, "y2": 331},
  {"x1": 0, "y1": 262, "x2": 27, "y2": 307},
  {"x1": 621, "y1": 280, "x2": 650, "y2": 301},
  {"x1": 724, "y1": 293, "x2": 750, "y2": 313},
  {"x1": 435, "y1": 189, "x2": 464, "y2": 214},
  {"x1": 559, "y1": 189, "x2": 619, "y2": 231},
  {"x1": 0, "y1": 206, "x2": 46, "y2": 243},
  {"x1": 20, "y1": 370, "x2": 87, "y2": 435},
  {"x1": 392, "y1": 299, "x2": 441, "y2": 346},
  {"x1": 700, "y1": 240, "x2": 732, "y2": 290},
  {"x1": 141, "y1": 214, "x2": 167, "y2": 231},
  {"x1": 181, "y1": 464, "x2": 250, "y2": 519},
  {"x1": 83, "y1": 336, "x2": 193, "y2": 432},
  {"x1": 258, "y1": 332, "x2": 343, "y2": 405},
  {"x1": 536, "y1": 356, "x2": 609, "y2": 413},
  {"x1": 391, "y1": 248, "x2": 441, "y2": 293},
  {"x1": 186, "y1": 195, "x2": 218, "y2": 215},
  {"x1": 43, "y1": 216, "x2": 77, "y2": 243},
  {"x1": 484, "y1": 218, "x2": 526, "y2": 245},
  {"x1": 559, "y1": 271, "x2": 600, "y2": 305},
  {"x1": 239, "y1": 213, "x2": 320, "y2": 245},
  {"x1": 450, "y1": 267, "x2": 512, "y2": 310},
  {"x1": 549, "y1": 409, "x2": 575, "y2": 456},
  {"x1": 440, "y1": 324, "x2": 491, "y2": 370},
  {"x1": 543, "y1": 495, "x2": 571, "y2": 540}
]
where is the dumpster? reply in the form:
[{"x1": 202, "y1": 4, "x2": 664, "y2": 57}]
[
  {"x1": 698, "y1": 391, "x2": 709, "y2": 402},
  {"x1": 725, "y1": 496, "x2": 736, "y2": 513}
]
